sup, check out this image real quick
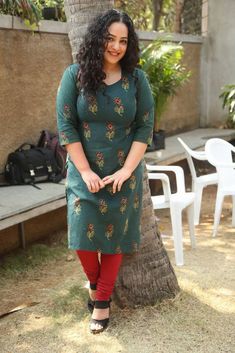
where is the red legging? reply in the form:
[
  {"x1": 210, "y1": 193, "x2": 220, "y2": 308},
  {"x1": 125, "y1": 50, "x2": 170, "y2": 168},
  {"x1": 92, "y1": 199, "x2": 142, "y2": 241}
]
[{"x1": 76, "y1": 250, "x2": 123, "y2": 301}]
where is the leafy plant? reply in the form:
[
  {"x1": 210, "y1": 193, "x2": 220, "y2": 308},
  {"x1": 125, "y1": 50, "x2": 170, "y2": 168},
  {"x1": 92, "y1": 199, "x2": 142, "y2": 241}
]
[
  {"x1": 0, "y1": 0, "x2": 41, "y2": 27},
  {"x1": 39, "y1": 0, "x2": 66, "y2": 22},
  {"x1": 219, "y1": 84, "x2": 235, "y2": 128},
  {"x1": 115, "y1": 0, "x2": 176, "y2": 32},
  {"x1": 0, "y1": 0, "x2": 66, "y2": 24},
  {"x1": 140, "y1": 39, "x2": 191, "y2": 131}
]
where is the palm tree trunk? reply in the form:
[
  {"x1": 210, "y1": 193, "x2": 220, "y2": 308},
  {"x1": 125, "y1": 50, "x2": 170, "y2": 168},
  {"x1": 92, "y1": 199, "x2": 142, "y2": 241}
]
[
  {"x1": 64, "y1": 0, "x2": 114, "y2": 62},
  {"x1": 64, "y1": 0, "x2": 180, "y2": 308},
  {"x1": 113, "y1": 163, "x2": 180, "y2": 308}
]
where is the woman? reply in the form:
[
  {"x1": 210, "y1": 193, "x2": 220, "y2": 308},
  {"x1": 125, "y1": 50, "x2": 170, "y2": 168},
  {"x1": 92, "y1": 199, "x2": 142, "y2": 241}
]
[{"x1": 56, "y1": 8, "x2": 154, "y2": 334}]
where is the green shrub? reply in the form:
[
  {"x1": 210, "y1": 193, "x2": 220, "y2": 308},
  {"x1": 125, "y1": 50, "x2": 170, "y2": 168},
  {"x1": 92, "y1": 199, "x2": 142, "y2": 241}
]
[
  {"x1": 0, "y1": 0, "x2": 41, "y2": 27},
  {"x1": 219, "y1": 84, "x2": 235, "y2": 128},
  {"x1": 140, "y1": 39, "x2": 191, "y2": 131}
]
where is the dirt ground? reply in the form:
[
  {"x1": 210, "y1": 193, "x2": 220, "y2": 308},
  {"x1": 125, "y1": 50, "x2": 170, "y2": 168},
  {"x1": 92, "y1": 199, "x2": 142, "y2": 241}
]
[{"x1": 0, "y1": 185, "x2": 234, "y2": 353}]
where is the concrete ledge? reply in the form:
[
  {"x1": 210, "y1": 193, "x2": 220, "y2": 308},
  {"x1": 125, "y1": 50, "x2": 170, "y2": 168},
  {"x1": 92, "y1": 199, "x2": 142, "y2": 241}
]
[
  {"x1": 0, "y1": 14, "x2": 203, "y2": 42},
  {"x1": 137, "y1": 30, "x2": 203, "y2": 43},
  {"x1": 0, "y1": 14, "x2": 68, "y2": 34},
  {"x1": 145, "y1": 128, "x2": 235, "y2": 166},
  {"x1": 38, "y1": 19, "x2": 68, "y2": 34},
  {"x1": 0, "y1": 14, "x2": 12, "y2": 28}
]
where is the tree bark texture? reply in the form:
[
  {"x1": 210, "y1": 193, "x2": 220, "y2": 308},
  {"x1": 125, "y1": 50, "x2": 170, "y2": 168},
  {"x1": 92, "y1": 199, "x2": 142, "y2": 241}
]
[
  {"x1": 152, "y1": 0, "x2": 164, "y2": 31},
  {"x1": 172, "y1": 0, "x2": 185, "y2": 33},
  {"x1": 113, "y1": 163, "x2": 180, "y2": 308},
  {"x1": 64, "y1": 0, "x2": 114, "y2": 62}
]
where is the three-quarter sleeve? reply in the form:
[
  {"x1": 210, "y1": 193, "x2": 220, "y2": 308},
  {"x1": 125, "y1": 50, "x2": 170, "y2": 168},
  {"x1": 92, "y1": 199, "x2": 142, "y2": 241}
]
[
  {"x1": 56, "y1": 64, "x2": 81, "y2": 146},
  {"x1": 133, "y1": 69, "x2": 154, "y2": 145}
]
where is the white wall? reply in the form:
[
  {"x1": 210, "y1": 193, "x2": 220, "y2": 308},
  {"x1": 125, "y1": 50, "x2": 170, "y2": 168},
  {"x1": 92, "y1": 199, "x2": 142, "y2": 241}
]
[{"x1": 201, "y1": 0, "x2": 235, "y2": 126}]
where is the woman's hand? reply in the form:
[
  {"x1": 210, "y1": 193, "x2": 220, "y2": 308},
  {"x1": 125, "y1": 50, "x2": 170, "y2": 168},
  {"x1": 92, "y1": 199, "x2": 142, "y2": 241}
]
[
  {"x1": 80, "y1": 169, "x2": 105, "y2": 193},
  {"x1": 102, "y1": 167, "x2": 132, "y2": 193}
]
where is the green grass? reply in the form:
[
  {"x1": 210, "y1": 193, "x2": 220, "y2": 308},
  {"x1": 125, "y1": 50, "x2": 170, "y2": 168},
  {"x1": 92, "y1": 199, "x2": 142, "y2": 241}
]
[
  {"x1": 0, "y1": 238, "x2": 68, "y2": 281},
  {"x1": 51, "y1": 284, "x2": 88, "y2": 321}
]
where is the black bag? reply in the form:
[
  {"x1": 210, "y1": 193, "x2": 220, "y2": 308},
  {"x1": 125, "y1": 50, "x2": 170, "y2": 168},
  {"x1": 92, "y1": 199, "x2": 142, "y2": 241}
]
[
  {"x1": 37, "y1": 130, "x2": 67, "y2": 178},
  {"x1": 5, "y1": 143, "x2": 63, "y2": 185}
]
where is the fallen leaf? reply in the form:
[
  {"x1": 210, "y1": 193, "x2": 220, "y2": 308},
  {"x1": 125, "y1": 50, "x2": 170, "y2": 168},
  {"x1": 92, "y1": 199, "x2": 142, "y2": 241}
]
[{"x1": 0, "y1": 302, "x2": 40, "y2": 319}]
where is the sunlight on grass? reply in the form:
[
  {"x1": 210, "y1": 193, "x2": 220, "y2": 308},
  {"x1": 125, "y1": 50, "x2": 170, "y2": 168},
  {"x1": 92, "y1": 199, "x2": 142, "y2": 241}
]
[
  {"x1": 0, "y1": 240, "x2": 68, "y2": 281},
  {"x1": 60, "y1": 321, "x2": 123, "y2": 353},
  {"x1": 21, "y1": 314, "x2": 54, "y2": 333},
  {"x1": 179, "y1": 278, "x2": 235, "y2": 314},
  {"x1": 209, "y1": 287, "x2": 235, "y2": 296},
  {"x1": 50, "y1": 284, "x2": 88, "y2": 321}
]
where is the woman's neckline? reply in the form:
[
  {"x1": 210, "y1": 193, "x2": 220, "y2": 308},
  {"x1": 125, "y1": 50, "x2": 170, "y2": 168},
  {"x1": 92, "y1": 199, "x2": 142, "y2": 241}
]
[
  {"x1": 103, "y1": 77, "x2": 122, "y2": 87},
  {"x1": 103, "y1": 68, "x2": 123, "y2": 87}
]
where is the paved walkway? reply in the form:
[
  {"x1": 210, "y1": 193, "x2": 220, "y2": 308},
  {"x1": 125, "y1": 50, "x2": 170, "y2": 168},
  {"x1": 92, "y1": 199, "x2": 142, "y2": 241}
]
[{"x1": 145, "y1": 127, "x2": 235, "y2": 165}]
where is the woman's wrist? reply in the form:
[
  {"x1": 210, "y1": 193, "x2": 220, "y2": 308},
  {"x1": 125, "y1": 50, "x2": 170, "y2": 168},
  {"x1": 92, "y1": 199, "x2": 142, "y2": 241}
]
[
  {"x1": 79, "y1": 166, "x2": 92, "y2": 175},
  {"x1": 121, "y1": 165, "x2": 133, "y2": 176}
]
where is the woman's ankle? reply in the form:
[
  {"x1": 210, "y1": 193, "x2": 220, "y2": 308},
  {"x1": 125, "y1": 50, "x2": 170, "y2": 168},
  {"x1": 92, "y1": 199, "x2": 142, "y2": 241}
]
[
  {"x1": 92, "y1": 307, "x2": 109, "y2": 320},
  {"x1": 89, "y1": 288, "x2": 96, "y2": 301}
]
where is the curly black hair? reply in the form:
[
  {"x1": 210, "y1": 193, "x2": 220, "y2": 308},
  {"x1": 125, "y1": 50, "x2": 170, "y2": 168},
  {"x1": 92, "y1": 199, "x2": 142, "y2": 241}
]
[{"x1": 76, "y1": 9, "x2": 140, "y2": 94}]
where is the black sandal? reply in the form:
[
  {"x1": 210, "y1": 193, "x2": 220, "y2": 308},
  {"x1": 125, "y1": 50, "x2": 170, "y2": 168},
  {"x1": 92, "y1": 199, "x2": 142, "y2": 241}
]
[
  {"x1": 89, "y1": 300, "x2": 110, "y2": 334},
  {"x1": 87, "y1": 283, "x2": 96, "y2": 313},
  {"x1": 87, "y1": 297, "x2": 95, "y2": 313}
]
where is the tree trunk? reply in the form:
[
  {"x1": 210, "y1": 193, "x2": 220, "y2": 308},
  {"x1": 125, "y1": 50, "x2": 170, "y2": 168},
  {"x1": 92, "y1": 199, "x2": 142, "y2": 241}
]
[
  {"x1": 65, "y1": 0, "x2": 180, "y2": 308},
  {"x1": 113, "y1": 163, "x2": 180, "y2": 308},
  {"x1": 64, "y1": 0, "x2": 114, "y2": 62},
  {"x1": 152, "y1": 0, "x2": 164, "y2": 31},
  {"x1": 172, "y1": 0, "x2": 185, "y2": 33}
]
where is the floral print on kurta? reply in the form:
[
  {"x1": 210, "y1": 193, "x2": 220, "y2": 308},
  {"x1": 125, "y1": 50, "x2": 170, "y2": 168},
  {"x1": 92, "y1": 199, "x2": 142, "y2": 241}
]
[
  {"x1": 106, "y1": 122, "x2": 115, "y2": 141},
  {"x1": 95, "y1": 152, "x2": 104, "y2": 170},
  {"x1": 56, "y1": 64, "x2": 154, "y2": 254},
  {"x1": 63, "y1": 104, "x2": 71, "y2": 119},
  {"x1": 83, "y1": 122, "x2": 91, "y2": 141},
  {"x1": 120, "y1": 197, "x2": 128, "y2": 214},
  {"x1": 143, "y1": 111, "x2": 150, "y2": 122},
  {"x1": 59, "y1": 131, "x2": 69, "y2": 145},
  {"x1": 122, "y1": 76, "x2": 129, "y2": 91},
  {"x1": 73, "y1": 197, "x2": 81, "y2": 215},
  {"x1": 129, "y1": 175, "x2": 136, "y2": 190},
  {"x1": 114, "y1": 97, "x2": 124, "y2": 116},
  {"x1": 105, "y1": 224, "x2": 114, "y2": 240},
  {"x1": 87, "y1": 224, "x2": 95, "y2": 240},
  {"x1": 99, "y1": 199, "x2": 108, "y2": 215},
  {"x1": 117, "y1": 149, "x2": 125, "y2": 166},
  {"x1": 124, "y1": 219, "x2": 129, "y2": 234},
  {"x1": 87, "y1": 95, "x2": 98, "y2": 114},
  {"x1": 134, "y1": 194, "x2": 139, "y2": 209}
]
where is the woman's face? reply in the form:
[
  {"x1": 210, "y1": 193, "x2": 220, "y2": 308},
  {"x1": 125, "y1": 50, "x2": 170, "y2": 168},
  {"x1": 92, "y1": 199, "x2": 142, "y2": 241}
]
[{"x1": 103, "y1": 22, "x2": 128, "y2": 66}]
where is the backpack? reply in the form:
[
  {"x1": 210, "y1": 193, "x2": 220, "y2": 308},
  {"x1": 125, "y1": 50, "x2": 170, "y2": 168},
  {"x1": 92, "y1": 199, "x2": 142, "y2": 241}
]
[
  {"x1": 5, "y1": 143, "x2": 63, "y2": 186},
  {"x1": 37, "y1": 130, "x2": 67, "y2": 178}
]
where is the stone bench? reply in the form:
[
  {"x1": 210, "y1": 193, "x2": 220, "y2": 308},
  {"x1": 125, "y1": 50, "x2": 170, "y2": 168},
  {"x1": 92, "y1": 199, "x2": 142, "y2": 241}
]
[{"x1": 0, "y1": 181, "x2": 66, "y2": 249}]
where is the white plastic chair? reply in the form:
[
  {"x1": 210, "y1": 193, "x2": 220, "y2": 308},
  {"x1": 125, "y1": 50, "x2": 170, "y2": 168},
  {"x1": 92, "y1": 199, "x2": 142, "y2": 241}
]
[
  {"x1": 205, "y1": 138, "x2": 235, "y2": 237},
  {"x1": 177, "y1": 137, "x2": 218, "y2": 225},
  {"x1": 147, "y1": 164, "x2": 196, "y2": 266}
]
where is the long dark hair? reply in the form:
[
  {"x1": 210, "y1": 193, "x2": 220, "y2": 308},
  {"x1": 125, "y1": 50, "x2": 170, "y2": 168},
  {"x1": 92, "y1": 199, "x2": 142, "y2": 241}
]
[{"x1": 77, "y1": 9, "x2": 140, "y2": 94}]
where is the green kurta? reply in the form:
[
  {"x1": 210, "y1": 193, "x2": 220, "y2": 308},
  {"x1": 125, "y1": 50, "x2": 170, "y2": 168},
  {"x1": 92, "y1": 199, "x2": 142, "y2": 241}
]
[{"x1": 56, "y1": 64, "x2": 154, "y2": 254}]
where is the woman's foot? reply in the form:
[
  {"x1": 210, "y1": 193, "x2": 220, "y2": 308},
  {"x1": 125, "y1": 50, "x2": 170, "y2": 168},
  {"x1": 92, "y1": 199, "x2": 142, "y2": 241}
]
[{"x1": 90, "y1": 301, "x2": 110, "y2": 334}]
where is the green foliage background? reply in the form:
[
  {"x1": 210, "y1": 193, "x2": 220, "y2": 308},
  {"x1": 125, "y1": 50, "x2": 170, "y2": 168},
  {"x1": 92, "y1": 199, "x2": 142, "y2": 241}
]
[{"x1": 115, "y1": 0, "x2": 176, "y2": 32}]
